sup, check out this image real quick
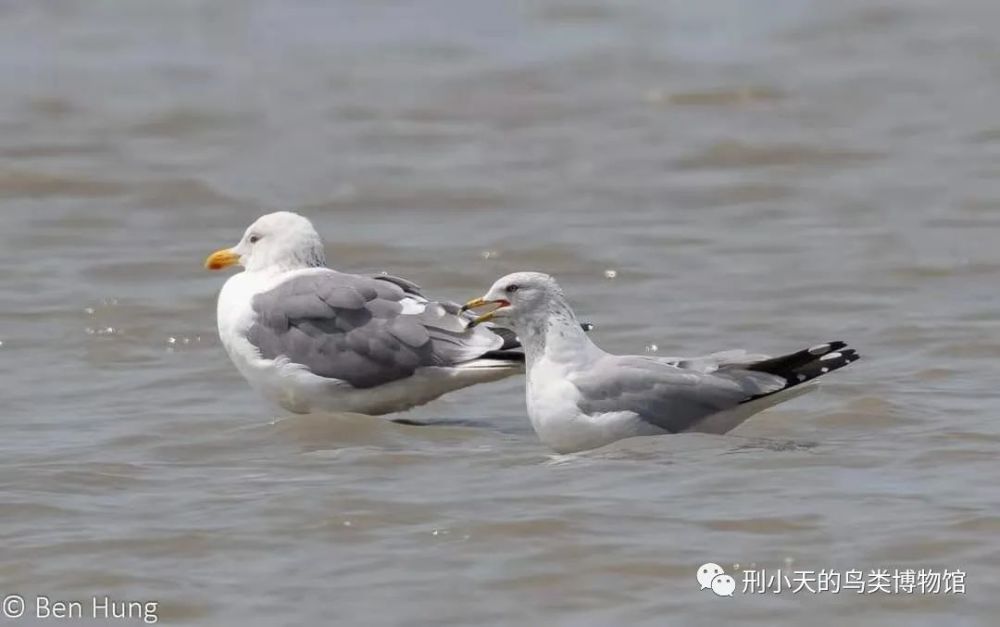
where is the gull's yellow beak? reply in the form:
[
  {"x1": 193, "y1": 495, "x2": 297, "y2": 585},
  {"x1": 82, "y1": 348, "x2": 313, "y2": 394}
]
[
  {"x1": 204, "y1": 248, "x2": 240, "y2": 271},
  {"x1": 460, "y1": 297, "x2": 488, "y2": 312},
  {"x1": 462, "y1": 297, "x2": 509, "y2": 327}
]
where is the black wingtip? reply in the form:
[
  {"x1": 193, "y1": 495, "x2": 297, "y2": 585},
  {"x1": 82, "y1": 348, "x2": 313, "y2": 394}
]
[
  {"x1": 741, "y1": 341, "x2": 860, "y2": 404},
  {"x1": 481, "y1": 349, "x2": 526, "y2": 363},
  {"x1": 747, "y1": 340, "x2": 857, "y2": 376}
]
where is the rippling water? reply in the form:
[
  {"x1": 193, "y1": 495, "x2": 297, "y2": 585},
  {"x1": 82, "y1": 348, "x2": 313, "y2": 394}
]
[{"x1": 2, "y1": 1, "x2": 999, "y2": 624}]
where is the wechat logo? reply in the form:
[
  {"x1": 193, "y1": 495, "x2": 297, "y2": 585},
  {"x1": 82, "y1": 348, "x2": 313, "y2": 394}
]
[{"x1": 697, "y1": 563, "x2": 736, "y2": 597}]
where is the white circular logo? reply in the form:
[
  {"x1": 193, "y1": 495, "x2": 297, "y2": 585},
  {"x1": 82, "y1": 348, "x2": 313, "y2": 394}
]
[{"x1": 697, "y1": 563, "x2": 736, "y2": 597}]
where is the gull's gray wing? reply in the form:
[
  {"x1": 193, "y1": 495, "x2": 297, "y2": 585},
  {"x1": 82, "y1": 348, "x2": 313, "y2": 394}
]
[
  {"x1": 247, "y1": 270, "x2": 503, "y2": 388},
  {"x1": 652, "y1": 349, "x2": 771, "y2": 373},
  {"x1": 572, "y1": 355, "x2": 787, "y2": 433},
  {"x1": 573, "y1": 341, "x2": 859, "y2": 433},
  {"x1": 370, "y1": 272, "x2": 423, "y2": 296},
  {"x1": 373, "y1": 272, "x2": 524, "y2": 350}
]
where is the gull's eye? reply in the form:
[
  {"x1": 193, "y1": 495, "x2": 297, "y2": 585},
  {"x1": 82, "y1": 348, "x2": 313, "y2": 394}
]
[
  {"x1": 505, "y1": 284, "x2": 519, "y2": 294},
  {"x1": 249, "y1": 234, "x2": 261, "y2": 244}
]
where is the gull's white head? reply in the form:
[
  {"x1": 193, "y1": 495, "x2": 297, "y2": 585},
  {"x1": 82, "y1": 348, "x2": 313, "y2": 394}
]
[
  {"x1": 205, "y1": 211, "x2": 327, "y2": 273},
  {"x1": 463, "y1": 271, "x2": 574, "y2": 331}
]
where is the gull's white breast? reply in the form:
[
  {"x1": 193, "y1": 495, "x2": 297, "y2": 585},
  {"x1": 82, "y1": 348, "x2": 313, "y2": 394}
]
[
  {"x1": 527, "y1": 355, "x2": 648, "y2": 454},
  {"x1": 526, "y1": 356, "x2": 586, "y2": 450},
  {"x1": 216, "y1": 268, "x2": 353, "y2": 413},
  {"x1": 526, "y1": 342, "x2": 668, "y2": 453}
]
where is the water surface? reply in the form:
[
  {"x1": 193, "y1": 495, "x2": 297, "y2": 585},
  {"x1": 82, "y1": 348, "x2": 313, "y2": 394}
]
[{"x1": 1, "y1": 1, "x2": 998, "y2": 624}]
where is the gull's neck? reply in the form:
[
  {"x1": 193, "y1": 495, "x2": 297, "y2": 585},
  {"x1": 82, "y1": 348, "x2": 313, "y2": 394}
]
[
  {"x1": 246, "y1": 257, "x2": 328, "y2": 279},
  {"x1": 518, "y1": 299, "x2": 602, "y2": 371},
  {"x1": 236, "y1": 263, "x2": 332, "y2": 294},
  {"x1": 245, "y1": 242, "x2": 328, "y2": 276}
]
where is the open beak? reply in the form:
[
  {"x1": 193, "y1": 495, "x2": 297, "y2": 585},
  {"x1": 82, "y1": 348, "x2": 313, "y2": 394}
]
[
  {"x1": 204, "y1": 248, "x2": 241, "y2": 270},
  {"x1": 461, "y1": 297, "x2": 510, "y2": 327}
]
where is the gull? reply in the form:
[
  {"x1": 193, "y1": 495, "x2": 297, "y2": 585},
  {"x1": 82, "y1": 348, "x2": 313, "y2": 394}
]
[
  {"x1": 204, "y1": 211, "x2": 525, "y2": 415},
  {"x1": 463, "y1": 272, "x2": 860, "y2": 453}
]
